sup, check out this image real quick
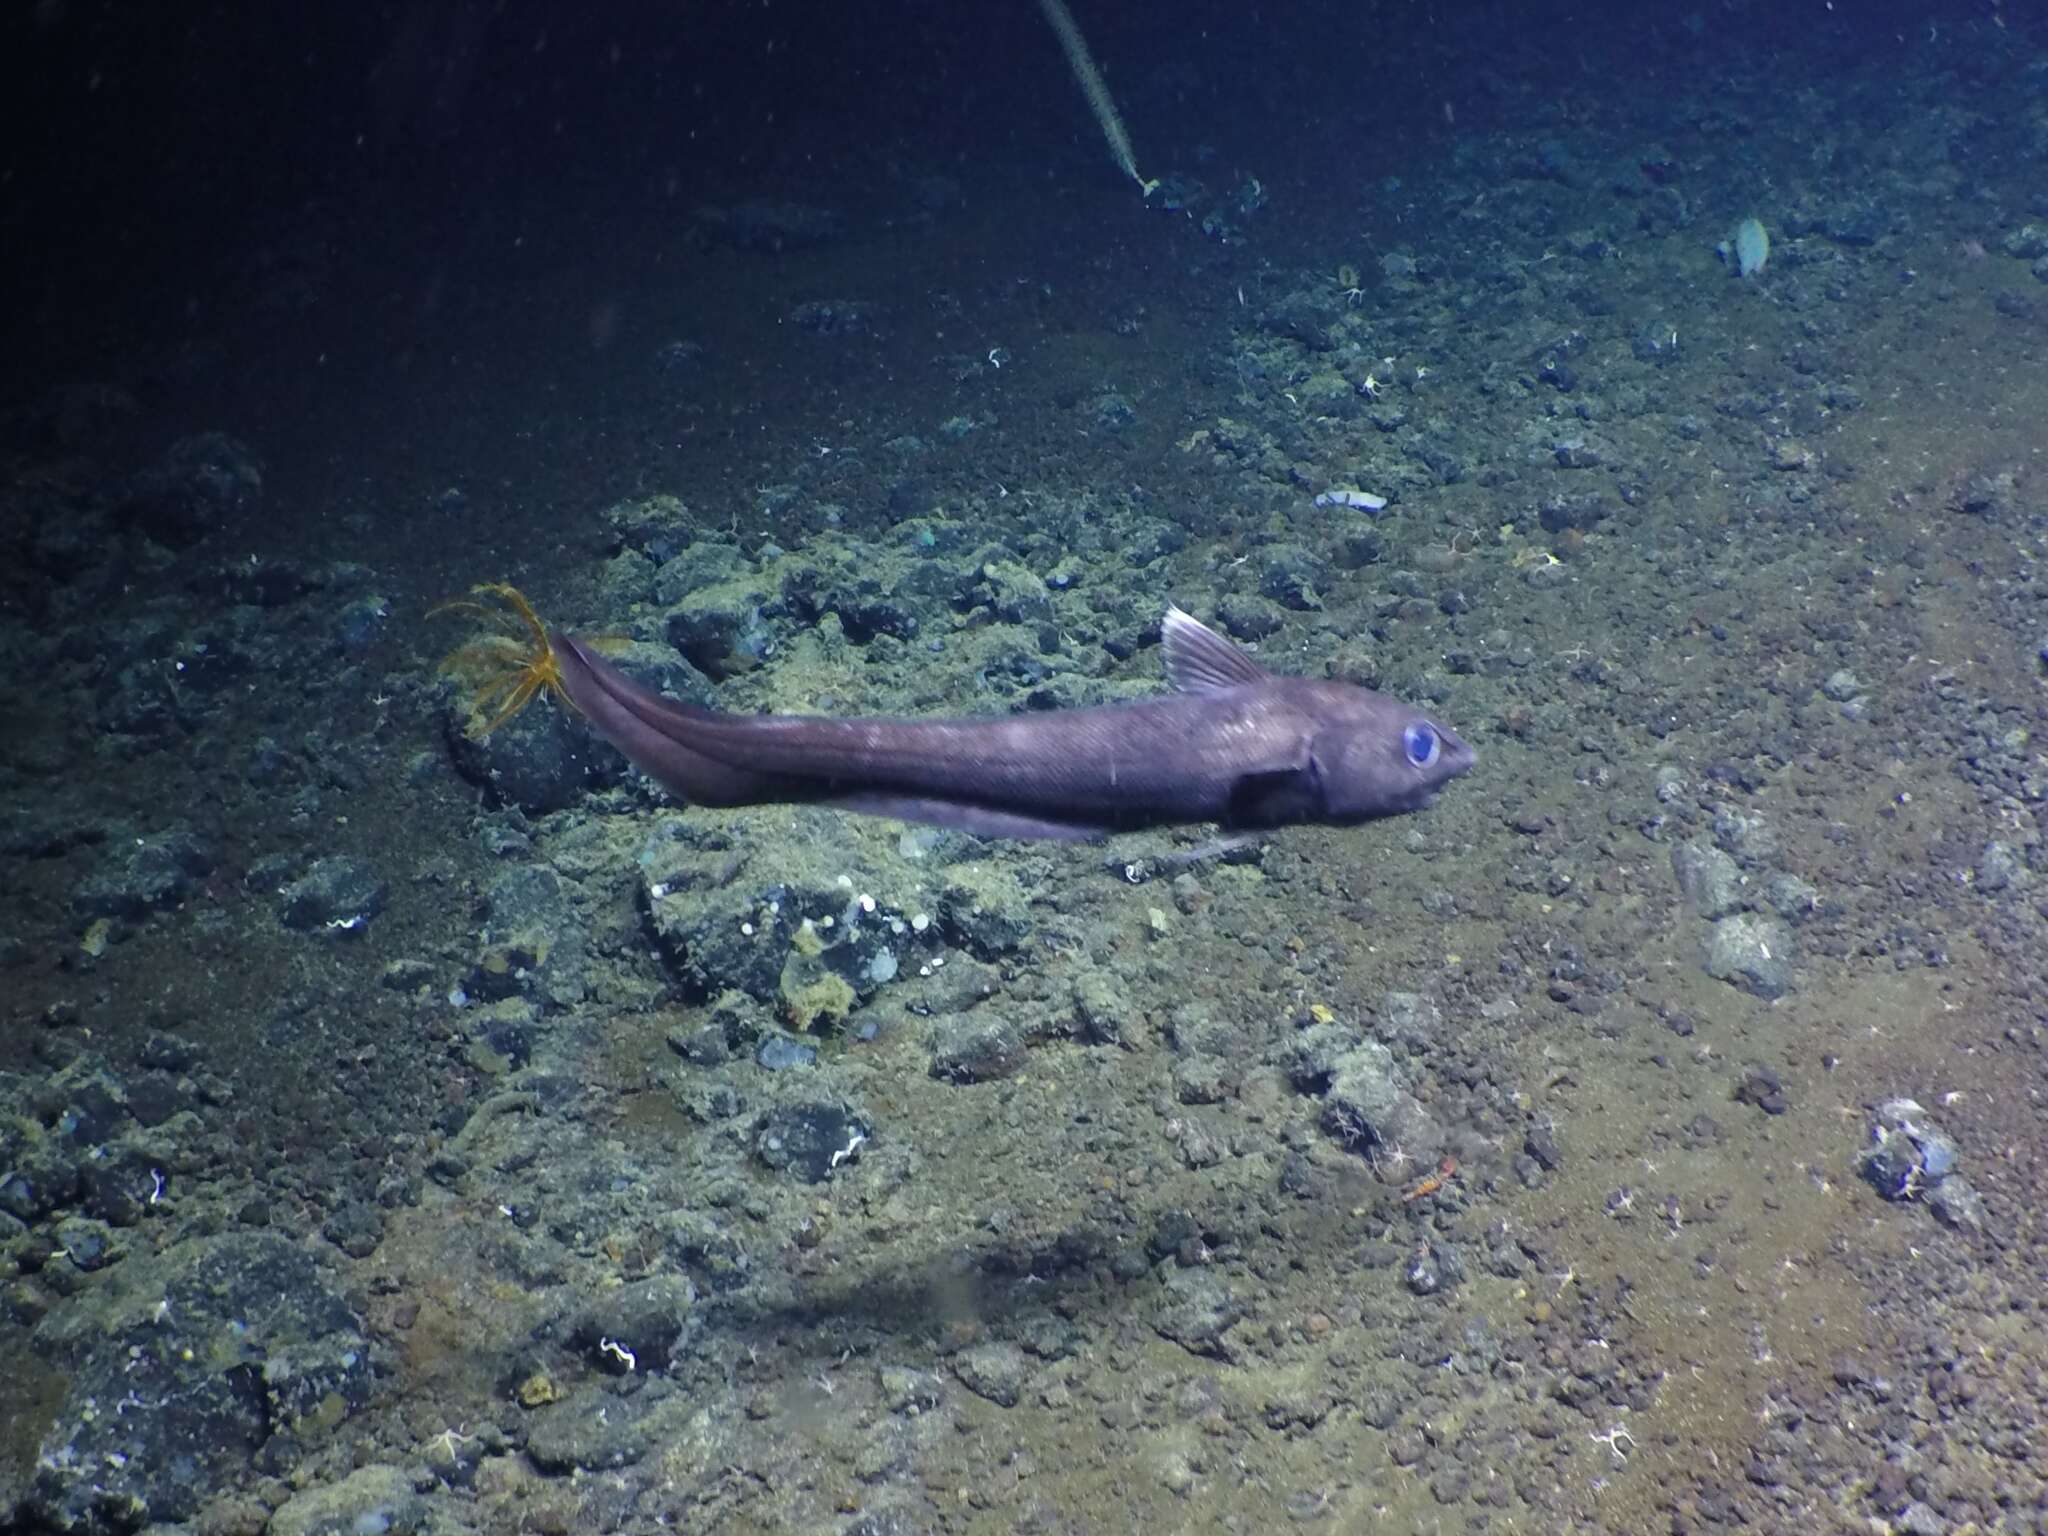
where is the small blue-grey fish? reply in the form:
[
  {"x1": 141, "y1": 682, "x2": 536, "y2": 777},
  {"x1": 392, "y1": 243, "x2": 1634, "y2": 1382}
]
[{"x1": 551, "y1": 606, "x2": 1474, "y2": 841}]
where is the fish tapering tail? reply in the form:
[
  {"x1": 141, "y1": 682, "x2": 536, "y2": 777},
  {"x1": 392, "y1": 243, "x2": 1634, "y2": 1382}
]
[{"x1": 551, "y1": 631, "x2": 783, "y2": 807}]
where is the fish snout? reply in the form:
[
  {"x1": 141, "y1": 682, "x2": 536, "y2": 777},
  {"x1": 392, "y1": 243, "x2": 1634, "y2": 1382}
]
[{"x1": 1437, "y1": 725, "x2": 1478, "y2": 781}]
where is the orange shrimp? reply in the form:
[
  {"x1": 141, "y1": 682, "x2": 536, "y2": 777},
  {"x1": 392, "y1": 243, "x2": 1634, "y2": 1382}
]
[{"x1": 1402, "y1": 1155, "x2": 1459, "y2": 1203}]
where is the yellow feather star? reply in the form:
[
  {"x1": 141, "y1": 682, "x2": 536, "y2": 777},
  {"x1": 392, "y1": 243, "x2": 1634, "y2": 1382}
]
[{"x1": 427, "y1": 583, "x2": 573, "y2": 740}]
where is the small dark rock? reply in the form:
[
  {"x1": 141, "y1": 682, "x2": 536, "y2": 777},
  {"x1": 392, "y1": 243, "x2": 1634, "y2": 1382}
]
[
  {"x1": 952, "y1": 1341, "x2": 1028, "y2": 1407},
  {"x1": 526, "y1": 1385, "x2": 673, "y2": 1472},
  {"x1": 1151, "y1": 1266, "x2": 1240, "y2": 1358},
  {"x1": 1732, "y1": 1063, "x2": 1789, "y2": 1116},
  {"x1": 929, "y1": 1016, "x2": 1026, "y2": 1083},
  {"x1": 1278, "y1": 1150, "x2": 1322, "y2": 1199},
  {"x1": 21, "y1": 1231, "x2": 369, "y2": 1530},
  {"x1": 137, "y1": 1032, "x2": 200, "y2": 1071},
  {"x1": 753, "y1": 1034, "x2": 818, "y2": 1071},
  {"x1": 278, "y1": 855, "x2": 388, "y2": 933},
  {"x1": 320, "y1": 1201, "x2": 385, "y2": 1258},
  {"x1": 754, "y1": 1102, "x2": 868, "y2": 1183},
  {"x1": 73, "y1": 830, "x2": 215, "y2": 919},
  {"x1": 570, "y1": 1273, "x2": 697, "y2": 1370},
  {"x1": 54, "y1": 1216, "x2": 121, "y2": 1271}
]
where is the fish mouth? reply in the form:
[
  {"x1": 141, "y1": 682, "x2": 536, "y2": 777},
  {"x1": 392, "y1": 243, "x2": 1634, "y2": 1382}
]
[{"x1": 1435, "y1": 735, "x2": 1478, "y2": 783}]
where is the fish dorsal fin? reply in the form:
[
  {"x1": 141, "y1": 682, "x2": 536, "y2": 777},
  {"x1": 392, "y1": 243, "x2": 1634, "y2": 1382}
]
[{"x1": 1161, "y1": 605, "x2": 1269, "y2": 694}]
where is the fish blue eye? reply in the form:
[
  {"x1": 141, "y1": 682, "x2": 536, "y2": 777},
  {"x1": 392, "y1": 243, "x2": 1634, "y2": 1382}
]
[{"x1": 1403, "y1": 722, "x2": 1440, "y2": 768}]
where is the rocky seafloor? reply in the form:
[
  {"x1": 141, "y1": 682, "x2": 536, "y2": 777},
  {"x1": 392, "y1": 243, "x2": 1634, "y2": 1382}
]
[{"x1": 4, "y1": 12, "x2": 2048, "y2": 1536}]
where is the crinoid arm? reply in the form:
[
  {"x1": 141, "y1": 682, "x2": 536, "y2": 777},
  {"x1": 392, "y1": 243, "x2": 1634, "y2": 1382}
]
[{"x1": 428, "y1": 583, "x2": 570, "y2": 739}]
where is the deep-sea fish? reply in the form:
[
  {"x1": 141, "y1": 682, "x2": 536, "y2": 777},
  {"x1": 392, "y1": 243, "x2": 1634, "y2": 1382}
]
[{"x1": 551, "y1": 605, "x2": 1475, "y2": 842}]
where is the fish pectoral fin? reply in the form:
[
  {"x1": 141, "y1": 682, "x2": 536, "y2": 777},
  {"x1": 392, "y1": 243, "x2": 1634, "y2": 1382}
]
[
  {"x1": 1225, "y1": 765, "x2": 1322, "y2": 828},
  {"x1": 1161, "y1": 606, "x2": 1270, "y2": 694},
  {"x1": 831, "y1": 793, "x2": 1111, "y2": 843}
]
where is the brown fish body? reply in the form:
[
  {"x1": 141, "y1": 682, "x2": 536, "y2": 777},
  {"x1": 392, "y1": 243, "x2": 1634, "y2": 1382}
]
[{"x1": 551, "y1": 608, "x2": 1473, "y2": 841}]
